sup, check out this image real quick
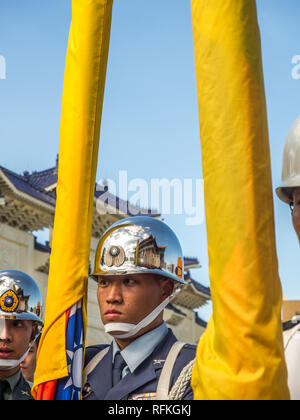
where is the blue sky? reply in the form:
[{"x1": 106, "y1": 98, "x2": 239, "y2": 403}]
[{"x1": 1, "y1": 1, "x2": 299, "y2": 321}]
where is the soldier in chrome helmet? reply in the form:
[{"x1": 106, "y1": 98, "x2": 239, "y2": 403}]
[
  {"x1": 276, "y1": 117, "x2": 300, "y2": 400},
  {"x1": 83, "y1": 216, "x2": 196, "y2": 401},
  {"x1": 276, "y1": 116, "x2": 300, "y2": 242},
  {"x1": 0, "y1": 270, "x2": 43, "y2": 400}
]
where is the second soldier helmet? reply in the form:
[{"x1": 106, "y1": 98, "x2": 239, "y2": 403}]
[
  {"x1": 0, "y1": 270, "x2": 43, "y2": 325},
  {"x1": 276, "y1": 116, "x2": 300, "y2": 204},
  {"x1": 91, "y1": 216, "x2": 185, "y2": 284}
]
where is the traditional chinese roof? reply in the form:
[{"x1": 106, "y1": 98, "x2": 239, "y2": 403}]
[
  {"x1": 164, "y1": 303, "x2": 187, "y2": 326},
  {"x1": 0, "y1": 167, "x2": 56, "y2": 208},
  {"x1": 184, "y1": 257, "x2": 201, "y2": 270},
  {"x1": 165, "y1": 302, "x2": 208, "y2": 329},
  {"x1": 0, "y1": 159, "x2": 160, "y2": 234},
  {"x1": 25, "y1": 166, "x2": 58, "y2": 191},
  {"x1": 94, "y1": 186, "x2": 160, "y2": 219},
  {"x1": 0, "y1": 167, "x2": 55, "y2": 231},
  {"x1": 34, "y1": 237, "x2": 51, "y2": 253},
  {"x1": 172, "y1": 271, "x2": 211, "y2": 310},
  {"x1": 188, "y1": 276, "x2": 211, "y2": 297},
  {"x1": 166, "y1": 302, "x2": 187, "y2": 316}
]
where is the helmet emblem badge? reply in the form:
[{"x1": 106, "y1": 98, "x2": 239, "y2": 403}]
[
  {"x1": 104, "y1": 246, "x2": 126, "y2": 267},
  {"x1": 0, "y1": 290, "x2": 19, "y2": 313}
]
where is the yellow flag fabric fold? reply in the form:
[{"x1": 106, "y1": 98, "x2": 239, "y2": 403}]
[
  {"x1": 191, "y1": 0, "x2": 289, "y2": 399},
  {"x1": 32, "y1": 0, "x2": 113, "y2": 397}
]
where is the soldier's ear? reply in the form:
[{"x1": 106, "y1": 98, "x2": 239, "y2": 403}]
[
  {"x1": 30, "y1": 322, "x2": 38, "y2": 341},
  {"x1": 160, "y1": 278, "x2": 174, "y2": 298}
]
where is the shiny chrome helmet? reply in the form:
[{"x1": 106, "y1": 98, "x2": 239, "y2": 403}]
[
  {"x1": 0, "y1": 270, "x2": 43, "y2": 324},
  {"x1": 276, "y1": 116, "x2": 300, "y2": 204},
  {"x1": 92, "y1": 216, "x2": 185, "y2": 284}
]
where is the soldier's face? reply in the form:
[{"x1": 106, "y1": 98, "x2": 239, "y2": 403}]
[
  {"x1": 97, "y1": 274, "x2": 173, "y2": 347},
  {"x1": 292, "y1": 188, "x2": 300, "y2": 242},
  {"x1": 0, "y1": 319, "x2": 35, "y2": 378}
]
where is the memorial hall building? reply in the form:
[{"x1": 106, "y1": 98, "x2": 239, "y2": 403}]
[{"x1": 0, "y1": 159, "x2": 211, "y2": 345}]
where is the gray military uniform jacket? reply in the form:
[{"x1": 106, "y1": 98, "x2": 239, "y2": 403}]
[{"x1": 83, "y1": 329, "x2": 196, "y2": 400}]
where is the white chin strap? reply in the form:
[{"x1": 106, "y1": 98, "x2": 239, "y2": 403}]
[
  {"x1": 104, "y1": 296, "x2": 171, "y2": 339},
  {"x1": 0, "y1": 325, "x2": 40, "y2": 371},
  {"x1": 0, "y1": 347, "x2": 31, "y2": 371}
]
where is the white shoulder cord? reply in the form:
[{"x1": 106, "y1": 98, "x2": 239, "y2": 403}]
[
  {"x1": 156, "y1": 342, "x2": 195, "y2": 400},
  {"x1": 168, "y1": 359, "x2": 195, "y2": 400},
  {"x1": 82, "y1": 347, "x2": 110, "y2": 387}
]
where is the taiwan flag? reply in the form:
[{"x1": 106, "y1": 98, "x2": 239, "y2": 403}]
[
  {"x1": 55, "y1": 301, "x2": 84, "y2": 400},
  {"x1": 35, "y1": 300, "x2": 84, "y2": 400}
]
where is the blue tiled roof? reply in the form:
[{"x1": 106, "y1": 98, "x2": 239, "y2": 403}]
[
  {"x1": 94, "y1": 185, "x2": 160, "y2": 217},
  {"x1": 184, "y1": 257, "x2": 200, "y2": 268},
  {"x1": 166, "y1": 303, "x2": 187, "y2": 317},
  {"x1": 0, "y1": 166, "x2": 56, "y2": 207},
  {"x1": 27, "y1": 166, "x2": 58, "y2": 190},
  {"x1": 184, "y1": 271, "x2": 211, "y2": 298},
  {"x1": 34, "y1": 237, "x2": 52, "y2": 253},
  {"x1": 0, "y1": 163, "x2": 160, "y2": 217},
  {"x1": 190, "y1": 278, "x2": 211, "y2": 297}
]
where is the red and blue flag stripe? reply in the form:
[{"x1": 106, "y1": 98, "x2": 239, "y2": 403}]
[{"x1": 36, "y1": 300, "x2": 84, "y2": 400}]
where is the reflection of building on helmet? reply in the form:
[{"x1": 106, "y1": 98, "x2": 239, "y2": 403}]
[
  {"x1": 276, "y1": 116, "x2": 300, "y2": 204},
  {"x1": 93, "y1": 217, "x2": 185, "y2": 340},
  {"x1": 0, "y1": 271, "x2": 43, "y2": 371},
  {"x1": 0, "y1": 270, "x2": 43, "y2": 326},
  {"x1": 91, "y1": 216, "x2": 185, "y2": 285}
]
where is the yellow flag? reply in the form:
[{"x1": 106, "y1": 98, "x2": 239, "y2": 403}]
[
  {"x1": 32, "y1": 0, "x2": 113, "y2": 398},
  {"x1": 191, "y1": 0, "x2": 290, "y2": 399}
]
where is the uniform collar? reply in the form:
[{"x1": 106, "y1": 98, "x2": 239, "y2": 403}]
[
  {"x1": 112, "y1": 322, "x2": 168, "y2": 373},
  {"x1": 0, "y1": 369, "x2": 21, "y2": 393}
]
